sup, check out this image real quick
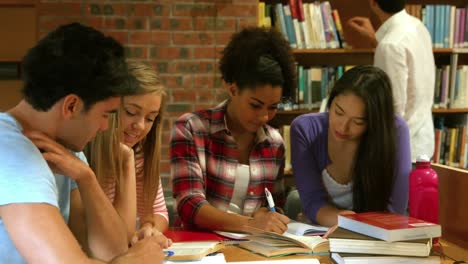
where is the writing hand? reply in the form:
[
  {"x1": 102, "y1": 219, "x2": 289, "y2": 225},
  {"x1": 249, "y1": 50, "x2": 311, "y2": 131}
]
[{"x1": 246, "y1": 207, "x2": 290, "y2": 234}]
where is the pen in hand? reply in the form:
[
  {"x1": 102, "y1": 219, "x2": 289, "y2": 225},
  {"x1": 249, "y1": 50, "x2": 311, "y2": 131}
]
[{"x1": 265, "y1": 187, "x2": 276, "y2": 212}]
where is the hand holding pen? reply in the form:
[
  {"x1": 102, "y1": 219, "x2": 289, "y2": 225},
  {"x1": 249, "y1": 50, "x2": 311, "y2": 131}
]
[
  {"x1": 265, "y1": 187, "x2": 276, "y2": 212},
  {"x1": 243, "y1": 187, "x2": 290, "y2": 234}
]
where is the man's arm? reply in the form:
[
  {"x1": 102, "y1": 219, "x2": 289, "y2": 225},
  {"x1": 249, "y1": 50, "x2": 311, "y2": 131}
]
[
  {"x1": 0, "y1": 203, "x2": 103, "y2": 264},
  {"x1": 25, "y1": 131, "x2": 127, "y2": 261}
]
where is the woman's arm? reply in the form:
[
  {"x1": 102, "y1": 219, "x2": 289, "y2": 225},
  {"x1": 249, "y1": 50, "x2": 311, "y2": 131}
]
[
  {"x1": 290, "y1": 115, "x2": 329, "y2": 224},
  {"x1": 316, "y1": 205, "x2": 355, "y2": 227},
  {"x1": 113, "y1": 143, "x2": 137, "y2": 241}
]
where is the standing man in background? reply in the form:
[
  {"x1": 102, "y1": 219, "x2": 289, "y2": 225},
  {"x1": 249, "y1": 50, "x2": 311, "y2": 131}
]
[{"x1": 348, "y1": 0, "x2": 435, "y2": 162}]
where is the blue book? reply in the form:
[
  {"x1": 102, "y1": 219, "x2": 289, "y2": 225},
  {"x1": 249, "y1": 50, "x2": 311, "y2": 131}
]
[
  {"x1": 283, "y1": 4, "x2": 297, "y2": 48},
  {"x1": 275, "y1": 3, "x2": 289, "y2": 42}
]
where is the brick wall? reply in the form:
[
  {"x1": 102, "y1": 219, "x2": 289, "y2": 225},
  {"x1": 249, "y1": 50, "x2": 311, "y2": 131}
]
[{"x1": 37, "y1": 0, "x2": 258, "y2": 189}]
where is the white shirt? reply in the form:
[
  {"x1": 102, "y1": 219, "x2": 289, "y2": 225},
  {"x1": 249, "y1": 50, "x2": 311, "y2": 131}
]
[
  {"x1": 321, "y1": 169, "x2": 353, "y2": 210},
  {"x1": 375, "y1": 10, "x2": 435, "y2": 162}
]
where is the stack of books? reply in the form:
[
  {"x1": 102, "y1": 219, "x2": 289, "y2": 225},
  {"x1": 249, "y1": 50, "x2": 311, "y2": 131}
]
[{"x1": 329, "y1": 212, "x2": 442, "y2": 264}]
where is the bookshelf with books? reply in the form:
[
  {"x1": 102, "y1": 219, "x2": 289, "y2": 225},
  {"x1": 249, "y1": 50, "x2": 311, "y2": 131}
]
[{"x1": 261, "y1": 0, "x2": 468, "y2": 170}]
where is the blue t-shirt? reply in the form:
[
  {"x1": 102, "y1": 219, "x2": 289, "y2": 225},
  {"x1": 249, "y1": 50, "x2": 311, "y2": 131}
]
[{"x1": 0, "y1": 113, "x2": 81, "y2": 264}]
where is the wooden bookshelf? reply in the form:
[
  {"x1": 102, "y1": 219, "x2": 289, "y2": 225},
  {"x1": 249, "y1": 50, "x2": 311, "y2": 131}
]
[
  {"x1": 293, "y1": 48, "x2": 468, "y2": 66},
  {"x1": 432, "y1": 108, "x2": 468, "y2": 114}
]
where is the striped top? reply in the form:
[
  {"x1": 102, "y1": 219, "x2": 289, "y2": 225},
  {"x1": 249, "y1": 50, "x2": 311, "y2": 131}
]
[{"x1": 102, "y1": 150, "x2": 169, "y2": 223}]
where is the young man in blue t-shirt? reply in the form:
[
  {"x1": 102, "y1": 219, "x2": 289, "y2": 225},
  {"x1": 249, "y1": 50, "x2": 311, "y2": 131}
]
[{"x1": 0, "y1": 23, "x2": 164, "y2": 264}]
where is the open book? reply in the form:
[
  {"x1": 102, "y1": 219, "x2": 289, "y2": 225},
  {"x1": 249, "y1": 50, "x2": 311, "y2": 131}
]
[
  {"x1": 238, "y1": 227, "x2": 329, "y2": 257},
  {"x1": 287, "y1": 222, "x2": 329, "y2": 236},
  {"x1": 165, "y1": 241, "x2": 225, "y2": 261}
]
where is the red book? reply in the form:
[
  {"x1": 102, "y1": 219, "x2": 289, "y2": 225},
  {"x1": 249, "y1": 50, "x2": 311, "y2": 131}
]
[
  {"x1": 164, "y1": 230, "x2": 225, "y2": 242},
  {"x1": 338, "y1": 212, "x2": 441, "y2": 242}
]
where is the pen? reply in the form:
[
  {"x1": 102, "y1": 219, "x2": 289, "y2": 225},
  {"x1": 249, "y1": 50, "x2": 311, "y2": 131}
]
[
  {"x1": 265, "y1": 187, "x2": 276, "y2": 212},
  {"x1": 164, "y1": 250, "x2": 175, "y2": 257}
]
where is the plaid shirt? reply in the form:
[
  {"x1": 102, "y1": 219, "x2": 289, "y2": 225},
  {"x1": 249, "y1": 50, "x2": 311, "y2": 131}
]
[{"x1": 170, "y1": 101, "x2": 285, "y2": 228}]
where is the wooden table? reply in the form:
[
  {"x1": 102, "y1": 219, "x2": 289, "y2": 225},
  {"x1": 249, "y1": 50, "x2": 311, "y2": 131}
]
[{"x1": 220, "y1": 243, "x2": 458, "y2": 263}]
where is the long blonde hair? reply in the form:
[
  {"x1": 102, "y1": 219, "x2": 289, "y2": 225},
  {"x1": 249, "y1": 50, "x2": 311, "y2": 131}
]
[{"x1": 85, "y1": 61, "x2": 167, "y2": 214}]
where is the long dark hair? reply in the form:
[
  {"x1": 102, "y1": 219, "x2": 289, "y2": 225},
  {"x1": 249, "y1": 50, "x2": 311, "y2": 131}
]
[{"x1": 327, "y1": 65, "x2": 396, "y2": 212}]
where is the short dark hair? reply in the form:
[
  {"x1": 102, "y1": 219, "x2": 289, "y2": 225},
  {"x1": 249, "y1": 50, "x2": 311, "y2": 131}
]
[
  {"x1": 327, "y1": 65, "x2": 397, "y2": 212},
  {"x1": 21, "y1": 22, "x2": 136, "y2": 111},
  {"x1": 219, "y1": 27, "x2": 296, "y2": 95},
  {"x1": 375, "y1": 0, "x2": 406, "y2": 13}
]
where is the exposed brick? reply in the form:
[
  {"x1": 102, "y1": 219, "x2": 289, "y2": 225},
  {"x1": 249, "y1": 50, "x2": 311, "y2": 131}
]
[
  {"x1": 159, "y1": 161, "x2": 171, "y2": 177},
  {"x1": 104, "y1": 17, "x2": 126, "y2": 30},
  {"x1": 153, "y1": 4, "x2": 169, "y2": 16},
  {"x1": 194, "y1": 17, "x2": 236, "y2": 31},
  {"x1": 169, "y1": 18, "x2": 193, "y2": 31},
  {"x1": 38, "y1": 3, "x2": 82, "y2": 16},
  {"x1": 172, "y1": 62, "x2": 200, "y2": 74},
  {"x1": 193, "y1": 46, "x2": 223, "y2": 59},
  {"x1": 150, "y1": 47, "x2": 192, "y2": 60},
  {"x1": 156, "y1": 62, "x2": 169, "y2": 73},
  {"x1": 196, "y1": 90, "x2": 215, "y2": 102},
  {"x1": 89, "y1": 4, "x2": 101, "y2": 15},
  {"x1": 129, "y1": 31, "x2": 171, "y2": 45},
  {"x1": 194, "y1": 75, "x2": 218, "y2": 89},
  {"x1": 162, "y1": 75, "x2": 193, "y2": 89},
  {"x1": 105, "y1": 31, "x2": 128, "y2": 45},
  {"x1": 236, "y1": 17, "x2": 257, "y2": 29},
  {"x1": 216, "y1": 31, "x2": 235, "y2": 45},
  {"x1": 173, "y1": 32, "x2": 214, "y2": 45},
  {"x1": 127, "y1": 3, "x2": 156, "y2": 16},
  {"x1": 218, "y1": 4, "x2": 257, "y2": 17},
  {"x1": 173, "y1": 3, "x2": 217, "y2": 17},
  {"x1": 150, "y1": 18, "x2": 170, "y2": 30},
  {"x1": 194, "y1": 104, "x2": 216, "y2": 111},
  {"x1": 125, "y1": 46, "x2": 148, "y2": 59},
  {"x1": 128, "y1": 17, "x2": 148, "y2": 30},
  {"x1": 102, "y1": 4, "x2": 114, "y2": 15},
  {"x1": 166, "y1": 104, "x2": 193, "y2": 114},
  {"x1": 172, "y1": 89, "x2": 197, "y2": 102}
]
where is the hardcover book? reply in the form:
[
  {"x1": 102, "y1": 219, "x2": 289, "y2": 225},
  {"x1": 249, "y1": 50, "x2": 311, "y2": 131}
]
[
  {"x1": 338, "y1": 212, "x2": 441, "y2": 242},
  {"x1": 329, "y1": 227, "x2": 432, "y2": 257}
]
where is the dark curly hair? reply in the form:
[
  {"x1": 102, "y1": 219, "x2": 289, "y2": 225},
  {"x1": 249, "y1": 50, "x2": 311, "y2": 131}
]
[
  {"x1": 21, "y1": 22, "x2": 136, "y2": 111},
  {"x1": 219, "y1": 27, "x2": 296, "y2": 96},
  {"x1": 376, "y1": 0, "x2": 405, "y2": 13}
]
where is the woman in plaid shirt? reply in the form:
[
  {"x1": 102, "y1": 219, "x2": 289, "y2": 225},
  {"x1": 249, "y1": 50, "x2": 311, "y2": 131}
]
[{"x1": 170, "y1": 27, "x2": 297, "y2": 234}]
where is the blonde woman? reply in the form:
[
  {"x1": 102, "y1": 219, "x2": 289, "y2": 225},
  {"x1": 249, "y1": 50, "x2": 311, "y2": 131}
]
[{"x1": 85, "y1": 61, "x2": 170, "y2": 246}]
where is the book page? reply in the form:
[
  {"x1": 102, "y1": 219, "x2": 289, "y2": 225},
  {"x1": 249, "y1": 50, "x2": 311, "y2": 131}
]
[
  {"x1": 214, "y1": 230, "x2": 249, "y2": 240},
  {"x1": 166, "y1": 241, "x2": 223, "y2": 261},
  {"x1": 232, "y1": 258, "x2": 320, "y2": 263},
  {"x1": 287, "y1": 222, "x2": 329, "y2": 236},
  {"x1": 282, "y1": 233, "x2": 328, "y2": 250},
  {"x1": 168, "y1": 241, "x2": 219, "y2": 254},
  {"x1": 163, "y1": 253, "x2": 226, "y2": 264}
]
